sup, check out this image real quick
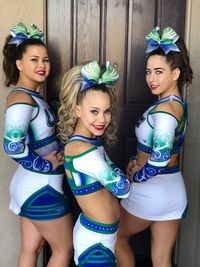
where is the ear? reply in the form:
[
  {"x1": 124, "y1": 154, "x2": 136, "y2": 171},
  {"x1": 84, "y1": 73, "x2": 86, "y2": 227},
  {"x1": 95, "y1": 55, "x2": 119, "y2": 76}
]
[
  {"x1": 172, "y1": 68, "x2": 180, "y2": 81},
  {"x1": 16, "y1": 60, "x2": 22, "y2": 71},
  {"x1": 74, "y1": 105, "x2": 81, "y2": 118}
]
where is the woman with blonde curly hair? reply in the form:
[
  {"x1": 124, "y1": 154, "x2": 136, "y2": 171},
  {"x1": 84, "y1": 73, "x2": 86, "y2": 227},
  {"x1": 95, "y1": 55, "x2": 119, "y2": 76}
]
[{"x1": 57, "y1": 60, "x2": 130, "y2": 266}]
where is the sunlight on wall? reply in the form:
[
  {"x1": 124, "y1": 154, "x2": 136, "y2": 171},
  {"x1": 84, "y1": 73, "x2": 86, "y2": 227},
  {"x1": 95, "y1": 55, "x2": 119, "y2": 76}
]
[{"x1": 0, "y1": 1, "x2": 44, "y2": 266}]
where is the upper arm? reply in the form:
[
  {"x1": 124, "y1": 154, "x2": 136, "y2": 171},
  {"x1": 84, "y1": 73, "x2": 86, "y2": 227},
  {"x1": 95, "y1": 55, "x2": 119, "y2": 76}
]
[
  {"x1": 148, "y1": 111, "x2": 178, "y2": 166},
  {"x1": 65, "y1": 141, "x2": 94, "y2": 156},
  {"x1": 153, "y1": 101, "x2": 183, "y2": 121},
  {"x1": 6, "y1": 91, "x2": 36, "y2": 109},
  {"x1": 4, "y1": 92, "x2": 37, "y2": 151},
  {"x1": 73, "y1": 148, "x2": 130, "y2": 197}
]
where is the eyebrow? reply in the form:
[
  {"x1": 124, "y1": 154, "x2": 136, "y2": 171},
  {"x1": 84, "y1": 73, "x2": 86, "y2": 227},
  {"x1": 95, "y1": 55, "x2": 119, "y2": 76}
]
[
  {"x1": 29, "y1": 55, "x2": 49, "y2": 58},
  {"x1": 146, "y1": 67, "x2": 165, "y2": 70},
  {"x1": 90, "y1": 106, "x2": 111, "y2": 110}
]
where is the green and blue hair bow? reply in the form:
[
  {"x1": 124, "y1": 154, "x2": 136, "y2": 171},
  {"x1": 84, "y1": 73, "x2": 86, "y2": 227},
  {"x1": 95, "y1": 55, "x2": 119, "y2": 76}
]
[
  {"x1": 8, "y1": 22, "x2": 43, "y2": 46},
  {"x1": 146, "y1": 26, "x2": 180, "y2": 55},
  {"x1": 79, "y1": 60, "x2": 119, "y2": 92}
]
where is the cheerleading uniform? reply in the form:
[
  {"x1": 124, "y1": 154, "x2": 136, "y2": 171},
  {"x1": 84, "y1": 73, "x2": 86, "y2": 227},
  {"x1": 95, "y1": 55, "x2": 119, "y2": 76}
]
[
  {"x1": 3, "y1": 87, "x2": 70, "y2": 220},
  {"x1": 121, "y1": 95, "x2": 188, "y2": 220},
  {"x1": 64, "y1": 135, "x2": 130, "y2": 266}
]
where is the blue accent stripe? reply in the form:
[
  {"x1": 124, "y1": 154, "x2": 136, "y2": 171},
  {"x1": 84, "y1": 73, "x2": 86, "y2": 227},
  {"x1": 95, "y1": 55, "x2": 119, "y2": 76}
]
[
  {"x1": 153, "y1": 95, "x2": 185, "y2": 106},
  {"x1": 69, "y1": 182, "x2": 104, "y2": 195},
  {"x1": 68, "y1": 135, "x2": 102, "y2": 146},
  {"x1": 158, "y1": 165, "x2": 180, "y2": 174},
  {"x1": 78, "y1": 243, "x2": 116, "y2": 266},
  {"x1": 12, "y1": 87, "x2": 43, "y2": 98},
  {"x1": 19, "y1": 185, "x2": 71, "y2": 220},
  {"x1": 137, "y1": 141, "x2": 181, "y2": 155},
  {"x1": 29, "y1": 134, "x2": 56, "y2": 150},
  {"x1": 80, "y1": 213, "x2": 119, "y2": 234},
  {"x1": 28, "y1": 126, "x2": 35, "y2": 144}
]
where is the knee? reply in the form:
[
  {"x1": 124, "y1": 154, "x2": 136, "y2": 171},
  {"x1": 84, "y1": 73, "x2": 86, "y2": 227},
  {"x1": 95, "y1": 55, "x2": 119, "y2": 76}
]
[
  {"x1": 115, "y1": 234, "x2": 131, "y2": 252},
  {"x1": 51, "y1": 243, "x2": 73, "y2": 260},
  {"x1": 151, "y1": 250, "x2": 172, "y2": 266},
  {"x1": 116, "y1": 232, "x2": 130, "y2": 243},
  {"x1": 21, "y1": 239, "x2": 44, "y2": 256}
]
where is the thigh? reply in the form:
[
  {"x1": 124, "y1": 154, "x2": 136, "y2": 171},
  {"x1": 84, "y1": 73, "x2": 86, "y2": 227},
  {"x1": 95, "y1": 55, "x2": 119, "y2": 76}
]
[
  {"x1": 32, "y1": 214, "x2": 73, "y2": 250},
  {"x1": 150, "y1": 220, "x2": 180, "y2": 256},
  {"x1": 20, "y1": 217, "x2": 45, "y2": 251},
  {"x1": 118, "y1": 205, "x2": 152, "y2": 238}
]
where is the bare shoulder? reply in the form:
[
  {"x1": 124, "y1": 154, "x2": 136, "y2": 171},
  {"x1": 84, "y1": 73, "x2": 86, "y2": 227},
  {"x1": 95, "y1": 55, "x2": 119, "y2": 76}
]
[
  {"x1": 154, "y1": 100, "x2": 183, "y2": 121},
  {"x1": 65, "y1": 140, "x2": 94, "y2": 156},
  {"x1": 6, "y1": 91, "x2": 35, "y2": 108}
]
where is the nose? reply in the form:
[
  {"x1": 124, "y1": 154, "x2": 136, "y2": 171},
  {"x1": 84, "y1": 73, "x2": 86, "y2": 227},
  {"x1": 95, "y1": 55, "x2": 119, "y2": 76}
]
[
  {"x1": 148, "y1": 72, "x2": 155, "y2": 82},
  {"x1": 98, "y1": 113, "x2": 106, "y2": 123},
  {"x1": 39, "y1": 60, "x2": 45, "y2": 68}
]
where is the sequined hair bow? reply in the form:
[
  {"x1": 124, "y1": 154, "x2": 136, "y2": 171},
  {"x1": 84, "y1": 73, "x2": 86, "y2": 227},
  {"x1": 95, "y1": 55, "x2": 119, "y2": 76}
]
[
  {"x1": 8, "y1": 22, "x2": 44, "y2": 46},
  {"x1": 78, "y1": 60, "x2": 119, "y2": 92},
  {"x1": 145, "y1": 26, "x2": 180, "y2": 55}
]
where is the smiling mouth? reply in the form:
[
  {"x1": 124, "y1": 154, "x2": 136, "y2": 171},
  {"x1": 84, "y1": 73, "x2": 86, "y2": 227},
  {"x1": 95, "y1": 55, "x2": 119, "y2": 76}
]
[
  {"x1": 36, "y1": 71, "x2": 45, "y2": 76},
  {"x1": 93, "y1": 125, "x2": 105, "y2": 131},
  {"x1": 150, "y1": 85, "x2": 158, "y2": 90}
]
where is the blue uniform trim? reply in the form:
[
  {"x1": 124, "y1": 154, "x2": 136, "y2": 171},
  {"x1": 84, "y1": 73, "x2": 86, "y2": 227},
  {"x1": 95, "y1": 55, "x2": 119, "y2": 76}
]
[
  {"x1": 68, "y1": 135, "x2": 102, "y2": 146},
  {"x1": 70, "y1": 182, "x2": 104, "y2": 195},
  {"x1": 29, "y1": 134, "x2": 56, "y2": 150},
  {"x1": 19, "y1": 185, "x2": 71, "y2": 220},
  {"x1": 12, "y1": 87, "x2": 43, "y2": 98},
  {"x1": 78, "y1": 243, "x2": 116, "y2": 267},
  {"x1": 3, "y1": 137, "x2": 64, "y2": 174},
  {"x1": 133, "y1": 163, "x2": 180, "y2": 183},
  {"x1": 80, "y1": 213, "x2": 119, "y2": 234}
]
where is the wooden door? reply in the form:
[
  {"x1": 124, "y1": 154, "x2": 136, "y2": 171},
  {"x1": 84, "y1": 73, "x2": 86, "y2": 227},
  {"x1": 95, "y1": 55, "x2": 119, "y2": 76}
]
[{"x1": 45, "y1": 0, "x2": 186, "y2": 266}]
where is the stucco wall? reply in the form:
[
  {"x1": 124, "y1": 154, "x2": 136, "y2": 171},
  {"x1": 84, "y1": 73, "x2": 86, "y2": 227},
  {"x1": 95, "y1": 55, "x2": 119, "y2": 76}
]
[
  {"x1": 0, "y1": 1, "x2": 45, "y2": 266},
  {"x1": 178, "y1": 0, "x2": 200, "y2": 266}
]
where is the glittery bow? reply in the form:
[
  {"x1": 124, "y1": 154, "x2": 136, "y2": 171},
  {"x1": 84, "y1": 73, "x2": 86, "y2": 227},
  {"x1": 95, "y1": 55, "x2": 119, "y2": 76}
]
[
  {"x1": 8, "y1": 22, "x2": 44, "y2": 46},
  {"x1": 79, "y1": 61, "x2": 119, "y2": 92},
  {"x1": 146, "y1": 26, "x2": 180, "y2": 55}
]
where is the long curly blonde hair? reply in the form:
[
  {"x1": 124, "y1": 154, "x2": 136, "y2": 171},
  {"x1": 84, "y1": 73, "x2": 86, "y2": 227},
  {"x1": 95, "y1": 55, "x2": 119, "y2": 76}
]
[{"x1": 57, "y1": 62, "x2": 118, "y2": 145}]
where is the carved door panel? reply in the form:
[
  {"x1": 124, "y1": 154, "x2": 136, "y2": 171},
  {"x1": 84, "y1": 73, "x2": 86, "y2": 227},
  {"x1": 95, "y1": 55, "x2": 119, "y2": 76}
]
[{"x1": 45, "y1": 1, "x2": 186, "y2": 266}]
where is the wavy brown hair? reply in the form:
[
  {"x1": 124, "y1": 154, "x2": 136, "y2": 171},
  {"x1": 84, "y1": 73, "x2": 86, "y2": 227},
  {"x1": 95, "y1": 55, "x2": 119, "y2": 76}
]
[
  {"x1": 3, "y1": 35, "x2": 46, "y2": 87},
  {"x1": 57, "y1": 63, "x2": 118, "y2": 145}
]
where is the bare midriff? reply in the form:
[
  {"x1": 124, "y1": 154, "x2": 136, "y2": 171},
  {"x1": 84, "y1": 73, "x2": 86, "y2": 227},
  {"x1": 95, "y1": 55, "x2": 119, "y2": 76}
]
[{"x1": 76, "y1": 188, "x2": 120, "y2": 224}]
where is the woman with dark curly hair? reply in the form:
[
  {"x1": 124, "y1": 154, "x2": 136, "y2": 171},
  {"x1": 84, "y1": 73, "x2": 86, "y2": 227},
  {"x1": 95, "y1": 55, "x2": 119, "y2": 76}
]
[
  {"x1": 116, "y1": 26, "x2": 193, "y2": 267},
  {"x1": 3, "y1": 22, "x2": 73, "y2": 267}
]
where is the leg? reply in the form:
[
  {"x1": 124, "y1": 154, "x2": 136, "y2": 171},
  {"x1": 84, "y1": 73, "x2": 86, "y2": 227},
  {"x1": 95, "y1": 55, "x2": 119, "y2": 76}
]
[
  {"x1": 17, "y1": 217, "x2": 45, "y2": 267},
  {"x1": 115, "y1": 206, "x2": 152, "y2": 267},
  {"x1": 32, "y1": 214, "x2": 74, "y2": 267},
  {"x1": 150, "y1": 220, "x2": 180, "y2": 267}
]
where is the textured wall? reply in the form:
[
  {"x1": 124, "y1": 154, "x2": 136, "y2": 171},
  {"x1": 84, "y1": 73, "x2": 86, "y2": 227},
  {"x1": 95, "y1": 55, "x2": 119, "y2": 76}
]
[
  {"x1": 0, "y1": 1, "x2": 44, "y2": 266},
  {"x1": 177, "y1": 0, "x2": 200, "y2": 266}
]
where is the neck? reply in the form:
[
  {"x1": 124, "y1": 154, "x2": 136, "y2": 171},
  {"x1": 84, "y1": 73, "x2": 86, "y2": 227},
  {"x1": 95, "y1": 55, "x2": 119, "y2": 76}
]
[
  {"x1": 16, "y1": 79, "x2": 41, "y2": 92},
  {"x1": 158, "y1": 87, "x2": 180, "y2": 99}
]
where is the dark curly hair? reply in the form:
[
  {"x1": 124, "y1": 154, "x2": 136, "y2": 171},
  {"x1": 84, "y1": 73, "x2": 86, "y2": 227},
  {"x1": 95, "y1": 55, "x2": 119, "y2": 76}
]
[{"x1": 3, "y1": 36, "x2": 46, "y2": 87}]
